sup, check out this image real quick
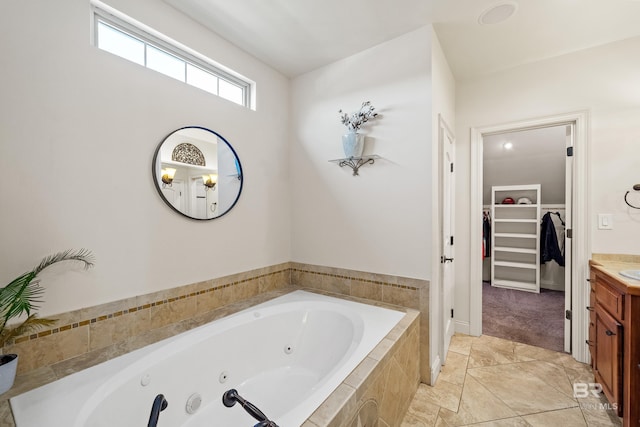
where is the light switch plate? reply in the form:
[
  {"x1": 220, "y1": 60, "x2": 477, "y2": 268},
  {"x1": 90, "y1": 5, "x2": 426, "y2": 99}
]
[{"x1": 598, "y1": 214, "x2": 613, "y2": 230}]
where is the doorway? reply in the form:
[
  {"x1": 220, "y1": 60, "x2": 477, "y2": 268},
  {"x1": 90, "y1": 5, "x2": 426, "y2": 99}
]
[
  {"x1": 468, "y1": 111, "x2": 591, "y2": 363},
  {"x1": 481, "y1": 125, "x2": 569, "y2": 352}
]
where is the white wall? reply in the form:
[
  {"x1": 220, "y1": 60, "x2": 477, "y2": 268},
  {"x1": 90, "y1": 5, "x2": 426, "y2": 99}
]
[
  {"x1": 290, "y1": 26, "x2": 458, "y2": 384},
  {"x1": 429, "y1": 28, "x2": 456, "y2": 376},
  {"x1": 290, "y1": 26, "x2": 434, "y2": 279},
  {"x1": 592, "y1": 107, "x2": 640, "y2": 252},
  {"x1": 454, "y1": 36, "x2": 640, "y2": 327},
  {"x1": 0, "y1": 0, "x2": 291, "y2": 317}
]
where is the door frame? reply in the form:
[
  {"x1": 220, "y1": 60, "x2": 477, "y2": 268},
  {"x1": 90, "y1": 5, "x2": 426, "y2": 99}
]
[
  {"x1": 563, "y1": 124, "x2": 574, "y2": 353},
  {"x1": 469, "y1": 110, "x2": 591, "y2": 363},
  {"x1": 439, "y1": 115, "x2": 456, "y2": 363}
]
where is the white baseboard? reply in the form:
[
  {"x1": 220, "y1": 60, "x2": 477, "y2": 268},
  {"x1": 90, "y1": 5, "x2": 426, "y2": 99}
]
[
  {"x1": 540, "y1": 282, "x2": 565, "y2": 292},
  {"x1": 455, "y1": 320, "x2": 470, "y2": 335},
  {"x1": 430, "y1": 354, "x2": 441, "y2": 386}
]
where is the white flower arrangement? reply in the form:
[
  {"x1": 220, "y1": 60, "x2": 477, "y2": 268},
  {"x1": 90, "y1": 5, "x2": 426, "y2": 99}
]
[{"x1": 339, "y1": 101, "x2": 378, "y2": 132}]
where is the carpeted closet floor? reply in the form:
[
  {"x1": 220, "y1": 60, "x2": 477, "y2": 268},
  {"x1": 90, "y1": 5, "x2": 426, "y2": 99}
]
[{"x1": 482, "y1": 281, "x2": 565, "y2": 353}]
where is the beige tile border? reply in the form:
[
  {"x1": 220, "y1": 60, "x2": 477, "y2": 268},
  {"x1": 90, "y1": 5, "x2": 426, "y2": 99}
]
[
  {"x1": 5, "y1": 263, "x2": 425, "y2": 348},
  {"x1": 4, "y1": 267, "x2": 290, "y2": 348},
  {"x1": 291, "y1": 268, "x2": 421, "y2": 290}
]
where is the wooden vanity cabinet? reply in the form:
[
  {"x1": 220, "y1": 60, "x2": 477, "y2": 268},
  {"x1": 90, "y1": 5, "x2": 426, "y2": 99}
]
[
  {"x1": 587, "y1": 270, "x2": 596, "y2": 360},
  {"x1": 589, "y1": 263, "x2": 640, "y2": 426},
  {"x1": 594, "y1": 303, "x2": 623, "y2": 410}
]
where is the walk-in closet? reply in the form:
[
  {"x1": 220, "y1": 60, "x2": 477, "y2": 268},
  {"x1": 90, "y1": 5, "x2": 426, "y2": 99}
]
[{"x1": 481, "y1": 125, "x2": 569, "y2": 352}]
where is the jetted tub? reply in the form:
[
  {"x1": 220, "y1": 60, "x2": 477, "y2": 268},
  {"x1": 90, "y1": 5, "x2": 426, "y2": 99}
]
[{"x1": 10, "y1": 290, "x2": 405, "y2": 427}]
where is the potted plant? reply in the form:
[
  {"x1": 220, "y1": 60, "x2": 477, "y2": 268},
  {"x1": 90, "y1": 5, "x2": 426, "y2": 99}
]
[
  {"x1": 0, "y1": 249, "x2": 94, "y2": 394},
  {"x1": 338, "y1": 101, "x2": 378, "y2": 158}
]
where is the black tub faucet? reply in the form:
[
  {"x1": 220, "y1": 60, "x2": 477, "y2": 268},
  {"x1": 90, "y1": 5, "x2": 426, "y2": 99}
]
[
  {"x1": 222, "y1": 389, "x2": 279, "y2": 427},
  {"x1": 148, "y1": 394, "x2": 168, "y2": 427}
]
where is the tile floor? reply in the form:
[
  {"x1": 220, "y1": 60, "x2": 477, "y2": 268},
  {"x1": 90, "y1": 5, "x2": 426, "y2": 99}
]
[{"x1": 401, "y1": 334, "x2": 622, "y2": 427}]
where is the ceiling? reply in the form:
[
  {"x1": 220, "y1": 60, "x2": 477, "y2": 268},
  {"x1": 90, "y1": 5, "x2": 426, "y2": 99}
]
[
  {"x1": 163, "y1": 0, "x2": 640, "y2": 79},
  {"x1": 483, "y1": 125, "x2": 567, "y2": 204},
  {"x1": 483, "y1": 126, "x2": 567, "y2": 162}
]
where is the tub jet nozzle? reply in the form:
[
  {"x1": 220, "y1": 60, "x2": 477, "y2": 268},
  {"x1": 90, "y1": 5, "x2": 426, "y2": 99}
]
[{"x1": 222, "y1": 389, "x2": 279, "y2": 427}]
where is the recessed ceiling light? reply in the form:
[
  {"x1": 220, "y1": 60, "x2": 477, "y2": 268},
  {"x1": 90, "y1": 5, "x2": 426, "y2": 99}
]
[
  {"x1": 478, "y1": 1, "x2": 518, "y2": 25},
  {"x1": 503, "y1": 141, "x2": 513, "y2": 150}
]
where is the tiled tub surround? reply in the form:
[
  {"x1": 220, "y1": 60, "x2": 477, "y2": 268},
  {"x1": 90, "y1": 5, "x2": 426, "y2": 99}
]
[
  {"x1": 0, "y1": 262, "x2": 423, "y2": 427},
  {"x1": 10, "y1": 291, "x2": 416, "y2": 427}
]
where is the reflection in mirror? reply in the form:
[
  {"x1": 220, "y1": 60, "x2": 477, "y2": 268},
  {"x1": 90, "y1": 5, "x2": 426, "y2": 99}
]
[{"x1": 152, "y1": 126, "x2": 243, "y2": 220}]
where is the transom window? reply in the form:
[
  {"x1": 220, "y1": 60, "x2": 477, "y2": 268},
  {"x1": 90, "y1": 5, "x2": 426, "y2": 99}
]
[{"x1": 92, "y1": 4, "x2": 252, "y2": 108}]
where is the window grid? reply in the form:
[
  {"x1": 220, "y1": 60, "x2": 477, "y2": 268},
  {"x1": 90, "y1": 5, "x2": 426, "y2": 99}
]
[{"x1": 93, "y1": 7, "x2": 250, "y2": 107}]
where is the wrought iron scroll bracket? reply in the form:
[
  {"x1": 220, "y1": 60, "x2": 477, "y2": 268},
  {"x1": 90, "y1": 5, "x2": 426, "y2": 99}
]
[{"x1": 329, "y1": 155, "x2": 380, "y2": 176}]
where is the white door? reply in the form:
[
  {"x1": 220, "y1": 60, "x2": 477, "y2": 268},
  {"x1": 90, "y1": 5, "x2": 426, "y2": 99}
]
[
  {"x1": 192, "y1": 177, "x2": 208, "y2": 218},
  {"x1": 161, "y1": 180, "x2": 184, "y2": 212},
  {"x1": 440, "y1": 117, "x2": 456, "y2": 358},
  {"x1": 564, "y1": 124, "x2": 574, "y2": 353}
]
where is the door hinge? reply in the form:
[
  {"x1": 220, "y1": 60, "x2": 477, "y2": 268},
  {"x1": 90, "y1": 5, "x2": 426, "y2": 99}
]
[
  {"x1": 450, "y1": 163, "x2": 454, "y2": 173},
  {"x1": 451, "y1": 309, "x2": 454, "y2": 318},
  {"x1": 566, "y1": 228, "x2": 572, "y2": 239},
  {"x1": 565, "y1": 309, "x2": 572, "y2": 320},
  {"x1": 450, "y1": 236, "x2": 454, "y2": 245},
  {"x1": 567, "y1": 146, "x2": 574, "y2": 157}
]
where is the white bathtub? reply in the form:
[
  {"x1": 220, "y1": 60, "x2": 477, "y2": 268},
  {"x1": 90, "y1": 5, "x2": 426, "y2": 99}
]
[{"x1": 10, "y1": 290, "x2": 404, "y2": 427}]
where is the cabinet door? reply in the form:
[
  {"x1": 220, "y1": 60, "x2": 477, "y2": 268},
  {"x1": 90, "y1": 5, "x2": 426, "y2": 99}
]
[
  {"x1": 587, "y1": 275, "x2": 597, "y2": 365},
  {"x1": 593, "y1": 307, "x2": 623, "y2": 416},
  {"x1": 587, "y1": 312, "x2": 596, "y2": 364}
]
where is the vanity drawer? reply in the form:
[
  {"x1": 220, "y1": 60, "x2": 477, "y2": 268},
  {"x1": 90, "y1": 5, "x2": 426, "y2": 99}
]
[{"x1": 596, "y1": 274, "x2": 625, "y2": 321}]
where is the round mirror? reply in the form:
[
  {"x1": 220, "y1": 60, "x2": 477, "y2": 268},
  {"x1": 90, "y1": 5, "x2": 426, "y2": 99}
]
[{"x1": 152, "y1": 126, "x2": 243, "y2": 220}]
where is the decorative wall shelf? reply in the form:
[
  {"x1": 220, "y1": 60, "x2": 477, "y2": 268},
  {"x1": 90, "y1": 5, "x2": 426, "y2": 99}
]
[{"x1": 329, "y1": 155, "x2": 380, "y2": 176}]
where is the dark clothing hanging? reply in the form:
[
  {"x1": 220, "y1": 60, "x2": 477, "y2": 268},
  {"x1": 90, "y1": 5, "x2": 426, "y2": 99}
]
[
  {"x1": 483, "y1": 213, "x2": 491, "y2": 258},
  {"x1": 540, "y1": 212, "x2": 564, "y2": 266}
]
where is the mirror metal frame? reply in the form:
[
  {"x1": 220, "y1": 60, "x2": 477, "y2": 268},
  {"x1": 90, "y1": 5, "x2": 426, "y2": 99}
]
[{"x1": 152, "y1": 126, "x2": 243, "y2": 221}]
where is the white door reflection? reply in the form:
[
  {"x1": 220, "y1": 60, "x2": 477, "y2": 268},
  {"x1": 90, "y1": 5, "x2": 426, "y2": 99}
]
[
  {"x1": 161, "y1": 180, "x2": 185, "y2": 212},
  {"x1": 191, "y1": 176, "x2": 218, "y2": 219}
]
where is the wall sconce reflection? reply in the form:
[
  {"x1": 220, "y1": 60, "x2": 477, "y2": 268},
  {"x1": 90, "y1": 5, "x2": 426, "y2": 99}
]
[
  {"x1": 161, "y1": 168, "x2": 177, "y2": 187},
  {"x1": 202, "y1": 173, "x2": 218, "y2": 191}
]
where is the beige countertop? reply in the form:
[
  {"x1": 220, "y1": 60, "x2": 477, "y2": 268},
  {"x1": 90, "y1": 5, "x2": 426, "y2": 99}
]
[{"x1": 590, "y1": 253, "x2": 640, "y2": 293}]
